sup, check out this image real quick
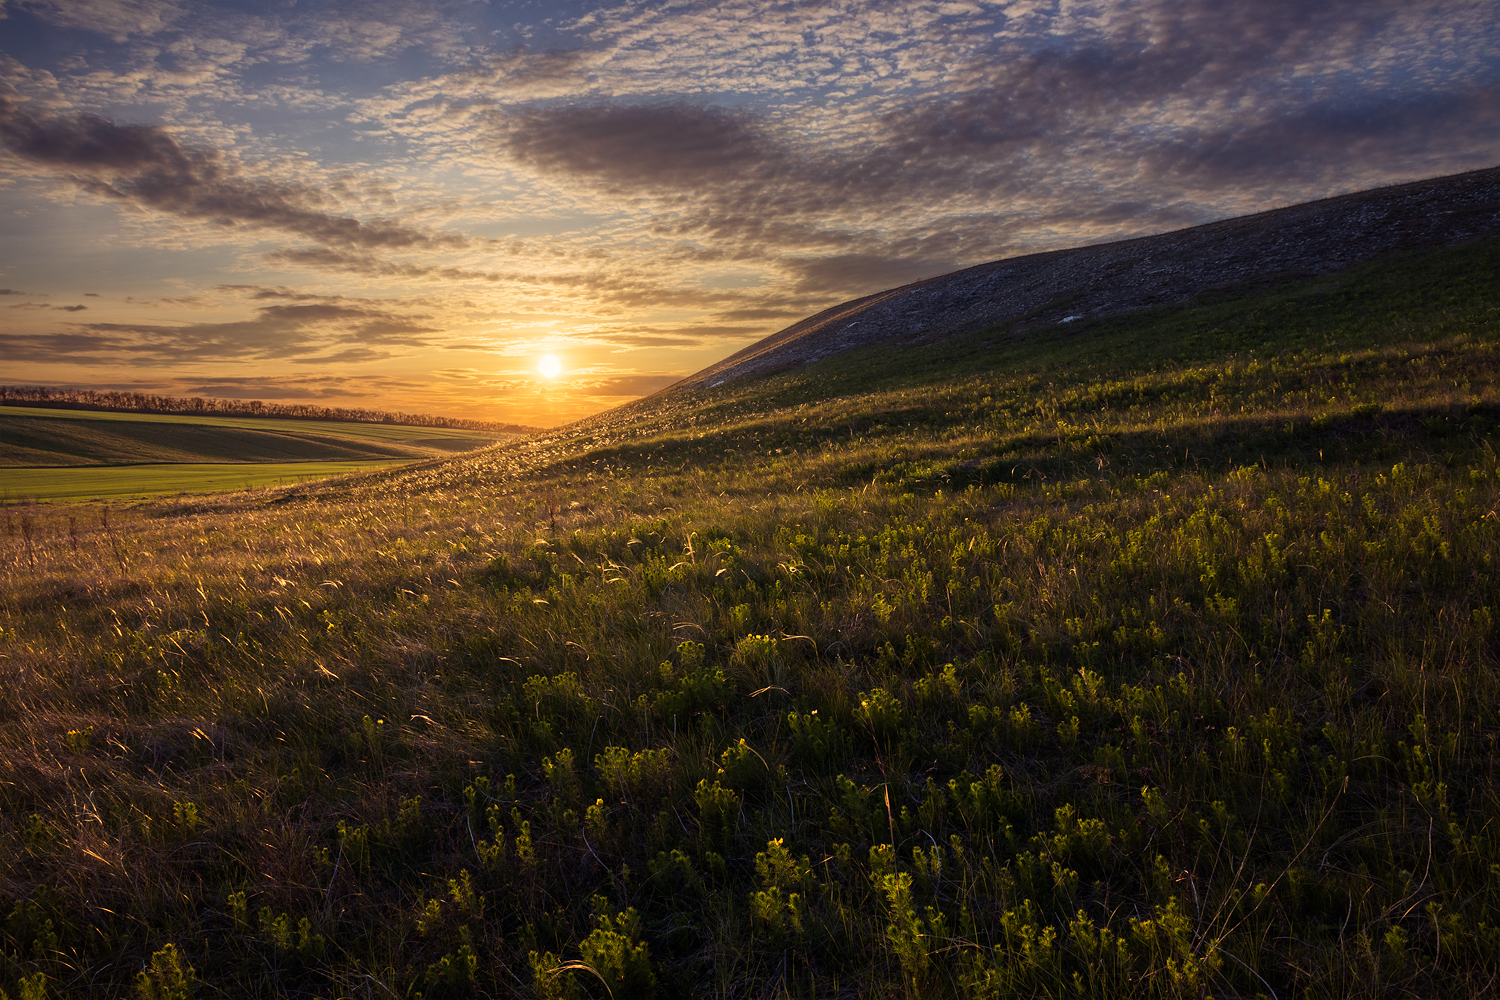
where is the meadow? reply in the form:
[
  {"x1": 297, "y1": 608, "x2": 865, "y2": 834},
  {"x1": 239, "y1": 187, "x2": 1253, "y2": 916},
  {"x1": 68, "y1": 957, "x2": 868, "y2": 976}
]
[{"x1": 1, "y1": 234, "x2": 1498, "y2": 998}]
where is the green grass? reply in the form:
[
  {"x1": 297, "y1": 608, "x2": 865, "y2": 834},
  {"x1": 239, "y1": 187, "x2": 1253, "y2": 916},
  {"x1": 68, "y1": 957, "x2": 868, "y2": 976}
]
[
  {"x1": 1, "y1": 461, "x2": 413, "y2": 502},
  {"x1": 1, "y1": 235, "x2": 1499, "y2": 999}
]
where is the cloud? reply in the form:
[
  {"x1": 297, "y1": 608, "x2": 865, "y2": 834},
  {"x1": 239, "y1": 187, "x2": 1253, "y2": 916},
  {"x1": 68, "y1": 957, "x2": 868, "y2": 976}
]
[
  {"x1": 286, "y1": 346, "x2": 393, "y2": 365},
  {"x1": 0, "y1": 297, "x2": 439, "y2": 365},
  {"x1": 783, "y1": 253, "x2": 957, "y2": 296},
  {"x1": 4, "y1": 0, "x2": 1499, "y2": 418},
  {"x1": 471, "y1": 369, "x2": 682, "y2": 397},
  {"x1": 261, "y1": 244, "x2": 807, "y2": 318},
  {"x1": 580, "y1": 373, "x2": 684, "y2": 397},
  {"x1": 10, "y1": 0, "x2": 186, "y2": 43},
  {"x1": 590, "y1": 333, "x2": 703, "y2": 349},
  {"x1": 171, "y1": 373, "x2": 428, "y2": 400},
  {"x1": 431, "y1": 367, "x2": 485, "y2": 381},
  {"x1": 500, "y1": 103, "x2": 770, "y2": 192},
  {"x1": 0, "y1": 100, "x2": 472, "y2": 253},
  {"x1": 1142, "y1": 86, "x2": 1500, "y2": 189},
  {"x1": 0, "y1": 289, "x2": 25, "y2": 295},
  {"x1": 711, "y1": 306, "x2": 809, "y2": 322},
  {"x1": 263, "y1": 246, "x2": 500, "y2": 281},
  {"x1": 461, "y1": 0, "x2": 1500, "y2": 299}
]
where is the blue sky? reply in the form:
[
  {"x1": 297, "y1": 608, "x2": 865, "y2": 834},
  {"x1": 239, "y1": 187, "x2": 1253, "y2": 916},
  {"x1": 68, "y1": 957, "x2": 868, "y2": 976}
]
[{"x1": 3, "y1": 0, "x2": 1498, "y2": 424}]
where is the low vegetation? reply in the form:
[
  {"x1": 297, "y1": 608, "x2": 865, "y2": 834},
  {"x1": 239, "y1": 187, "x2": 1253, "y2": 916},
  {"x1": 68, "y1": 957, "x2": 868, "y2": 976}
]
[{"x1": 1, "y1": 235, "x2": 1498, "y2": 997}]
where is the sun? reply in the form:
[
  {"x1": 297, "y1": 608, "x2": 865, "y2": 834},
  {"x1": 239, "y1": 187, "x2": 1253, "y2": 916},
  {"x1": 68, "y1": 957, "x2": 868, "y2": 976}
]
[{"x1": 538, "y1": 355, "x2": 562, "y2": 378}]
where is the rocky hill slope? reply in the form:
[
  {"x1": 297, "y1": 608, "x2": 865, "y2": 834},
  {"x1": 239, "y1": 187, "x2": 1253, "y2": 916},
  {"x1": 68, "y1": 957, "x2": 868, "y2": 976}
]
[{"x1": 673, "y1": 165, "x2": 1500, "y2": 391}]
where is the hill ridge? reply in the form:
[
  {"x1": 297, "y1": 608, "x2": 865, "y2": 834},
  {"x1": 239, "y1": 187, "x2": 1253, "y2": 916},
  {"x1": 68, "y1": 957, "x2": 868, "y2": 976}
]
[{"x1": 669, "y1": 165, "x2": 1500, "y2": 395}]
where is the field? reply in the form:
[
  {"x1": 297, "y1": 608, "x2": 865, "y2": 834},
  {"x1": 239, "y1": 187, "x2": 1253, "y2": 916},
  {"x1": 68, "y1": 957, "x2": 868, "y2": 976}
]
[
  {"x1": 1, "y1": 234, "x2": 1499, "y2": 998},
  {"x1": 0, "y1": 461, "x2": 413, "y2": 502},
  {"x1": 0, "y1": 406, "x2": 505, "y2": 502}
]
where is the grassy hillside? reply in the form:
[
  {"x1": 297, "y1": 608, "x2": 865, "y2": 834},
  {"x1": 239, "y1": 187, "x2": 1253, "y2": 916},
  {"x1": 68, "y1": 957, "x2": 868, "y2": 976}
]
[
  {"x1": 1, "y1": 235, "x2": 1498, "y2": 998},
  {"x1": 0, "y1": 406, "x2": 501, "y2": 467}
]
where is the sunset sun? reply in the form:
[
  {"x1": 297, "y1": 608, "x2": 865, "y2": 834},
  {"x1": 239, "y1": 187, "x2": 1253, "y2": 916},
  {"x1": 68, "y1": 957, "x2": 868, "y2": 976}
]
[{"x1": 538, "y1": 355, "x2": 562, "y2": 378}]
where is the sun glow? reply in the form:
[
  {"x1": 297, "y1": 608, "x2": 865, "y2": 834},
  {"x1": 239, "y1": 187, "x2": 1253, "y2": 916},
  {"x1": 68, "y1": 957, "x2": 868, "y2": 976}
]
[{"x1": 538, "y1": 355, "x2": 562, "y2": 378}]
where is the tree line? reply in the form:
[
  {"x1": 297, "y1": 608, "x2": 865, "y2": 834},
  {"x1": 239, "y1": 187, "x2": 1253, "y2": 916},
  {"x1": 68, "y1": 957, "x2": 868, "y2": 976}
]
[{"x1": 0, "y1": 385, "x2": 535, "y2": 434}]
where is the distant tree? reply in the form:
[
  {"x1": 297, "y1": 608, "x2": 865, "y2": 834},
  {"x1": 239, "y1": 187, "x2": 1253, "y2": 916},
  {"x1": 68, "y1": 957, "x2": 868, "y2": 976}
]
[{"x1": 0, "y1": 384, "x2": 536, "y2": 434}]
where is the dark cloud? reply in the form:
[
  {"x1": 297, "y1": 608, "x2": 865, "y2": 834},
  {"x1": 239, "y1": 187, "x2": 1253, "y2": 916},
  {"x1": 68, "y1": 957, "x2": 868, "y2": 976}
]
[
  {"x1": 580, "y1": 324, "x2": 764, "y2": 351},
  {"x1": 581, "y1": 373, "x2": 683, "y2": 396},
  {"x1": 711, "y1": 307, "x2": 809, "y2": 321},
  {"x1": 264, "y1": 244, "x2": 799, "y2": 315},
  {"x1": 173, "y1": 373, "x2": 427, "y2": 400},
  {"x1": 0, "y1": 298, "x2": 439, "y2": 365},
  {"x1": 0, "y1": 289, "x2": 25, "y2": 295},
  {"x1": 1142, "y1": 86, "x2": 1500, "y2": 188},
  {"x1": 502, "y1": 103, "x2": 769, "y2": 191},
  {"x1": 483, "y1": 0, "x2": 1500, "y2": 298},
  {"x1": 591, "y1": 333, "x2": 704, "y2": 349},
  {"x1": 287, "y1": 347, "x2": 393, "y2": 365},
  {"x1": 783, "y1": 254, "x2": 956, "y2": 296},
  {"x1": 0, "y1": 99, "x2": 471, "y2": 252},
  {"x1": 218, "y1": 284, "x2": 337, "y2": 302},
  {"x1": 489, "y1": 101, "x2": 1051, "y2": 290},
  {"x1": 264, "y1": 247, "x2": 502, "y2": 281}
]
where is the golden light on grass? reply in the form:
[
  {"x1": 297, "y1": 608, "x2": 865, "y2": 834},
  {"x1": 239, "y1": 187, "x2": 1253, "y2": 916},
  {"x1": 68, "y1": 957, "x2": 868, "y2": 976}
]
[
  {"x1": 5, "y1": 237, "x2": 1500, "y2": 996},
  {"x1": 538, "y1": 355, "x2": 562, "y2": 378}
]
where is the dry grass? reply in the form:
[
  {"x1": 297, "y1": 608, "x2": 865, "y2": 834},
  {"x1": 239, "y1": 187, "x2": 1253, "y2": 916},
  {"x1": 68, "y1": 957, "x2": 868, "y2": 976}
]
[{"x1": 1, "y1": 237, "x2": 1499, "y2": 998}]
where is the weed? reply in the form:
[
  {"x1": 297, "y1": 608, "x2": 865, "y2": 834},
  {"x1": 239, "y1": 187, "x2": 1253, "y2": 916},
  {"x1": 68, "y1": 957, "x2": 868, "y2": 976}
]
[{"x1": 135, "y1": 943, "x2": 194, "y2": 1000}]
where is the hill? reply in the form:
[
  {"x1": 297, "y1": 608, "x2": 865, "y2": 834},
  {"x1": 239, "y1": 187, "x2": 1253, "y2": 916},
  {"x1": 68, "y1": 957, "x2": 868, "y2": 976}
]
[
  {"x1": 669, "y1": 165, "x2": 1500, "y2": 392},
  {"x1": 0, "y1": 183, "x2": 1498, "y2": 998}
]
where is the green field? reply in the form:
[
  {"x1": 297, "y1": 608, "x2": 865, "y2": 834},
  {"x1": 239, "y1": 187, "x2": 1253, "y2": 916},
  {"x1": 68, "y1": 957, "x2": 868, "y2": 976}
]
[
  {"x1": 0, "y1": 405, "x2": 510, "y2": 501},
  {"x1": 0, "y1": 404, "x2": 501, "y2": 445},
  {"x1": 0, "y1": 406, "x2": 502, "y2": 468},
  {"x1": 2, "y1": 235, "x2": 1499, "y2": 998},
  {"x1": 1, "y1": 460, "x2": 410, "y2": 502}
]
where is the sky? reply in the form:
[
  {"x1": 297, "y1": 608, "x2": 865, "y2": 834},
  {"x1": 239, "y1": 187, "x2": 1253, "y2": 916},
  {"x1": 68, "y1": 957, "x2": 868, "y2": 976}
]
[{"x1": 1, "y1": 0, "x2": 1498, "y2": 427}]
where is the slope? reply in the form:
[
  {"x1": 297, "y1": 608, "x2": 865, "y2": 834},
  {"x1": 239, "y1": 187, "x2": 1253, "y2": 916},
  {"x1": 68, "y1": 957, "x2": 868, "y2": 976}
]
[
  {"x1": 667, "y1": 164, "x2": 1500, "y2": 393},
  {"x1": 0, "y1": 215, "x2": 1497, "y2": 999}
]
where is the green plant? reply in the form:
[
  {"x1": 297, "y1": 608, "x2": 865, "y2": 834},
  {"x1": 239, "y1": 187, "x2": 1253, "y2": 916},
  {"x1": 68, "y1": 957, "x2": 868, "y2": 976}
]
[{"x1": 135, "y1": 943, "x2": 194, "y2": 1000}]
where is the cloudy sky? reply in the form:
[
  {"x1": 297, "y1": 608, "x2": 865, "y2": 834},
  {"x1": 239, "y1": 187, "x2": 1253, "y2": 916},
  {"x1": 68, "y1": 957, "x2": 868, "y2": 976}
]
[{"x1": 1, "y1": 0, "x2": 1497, "y2": 425}]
